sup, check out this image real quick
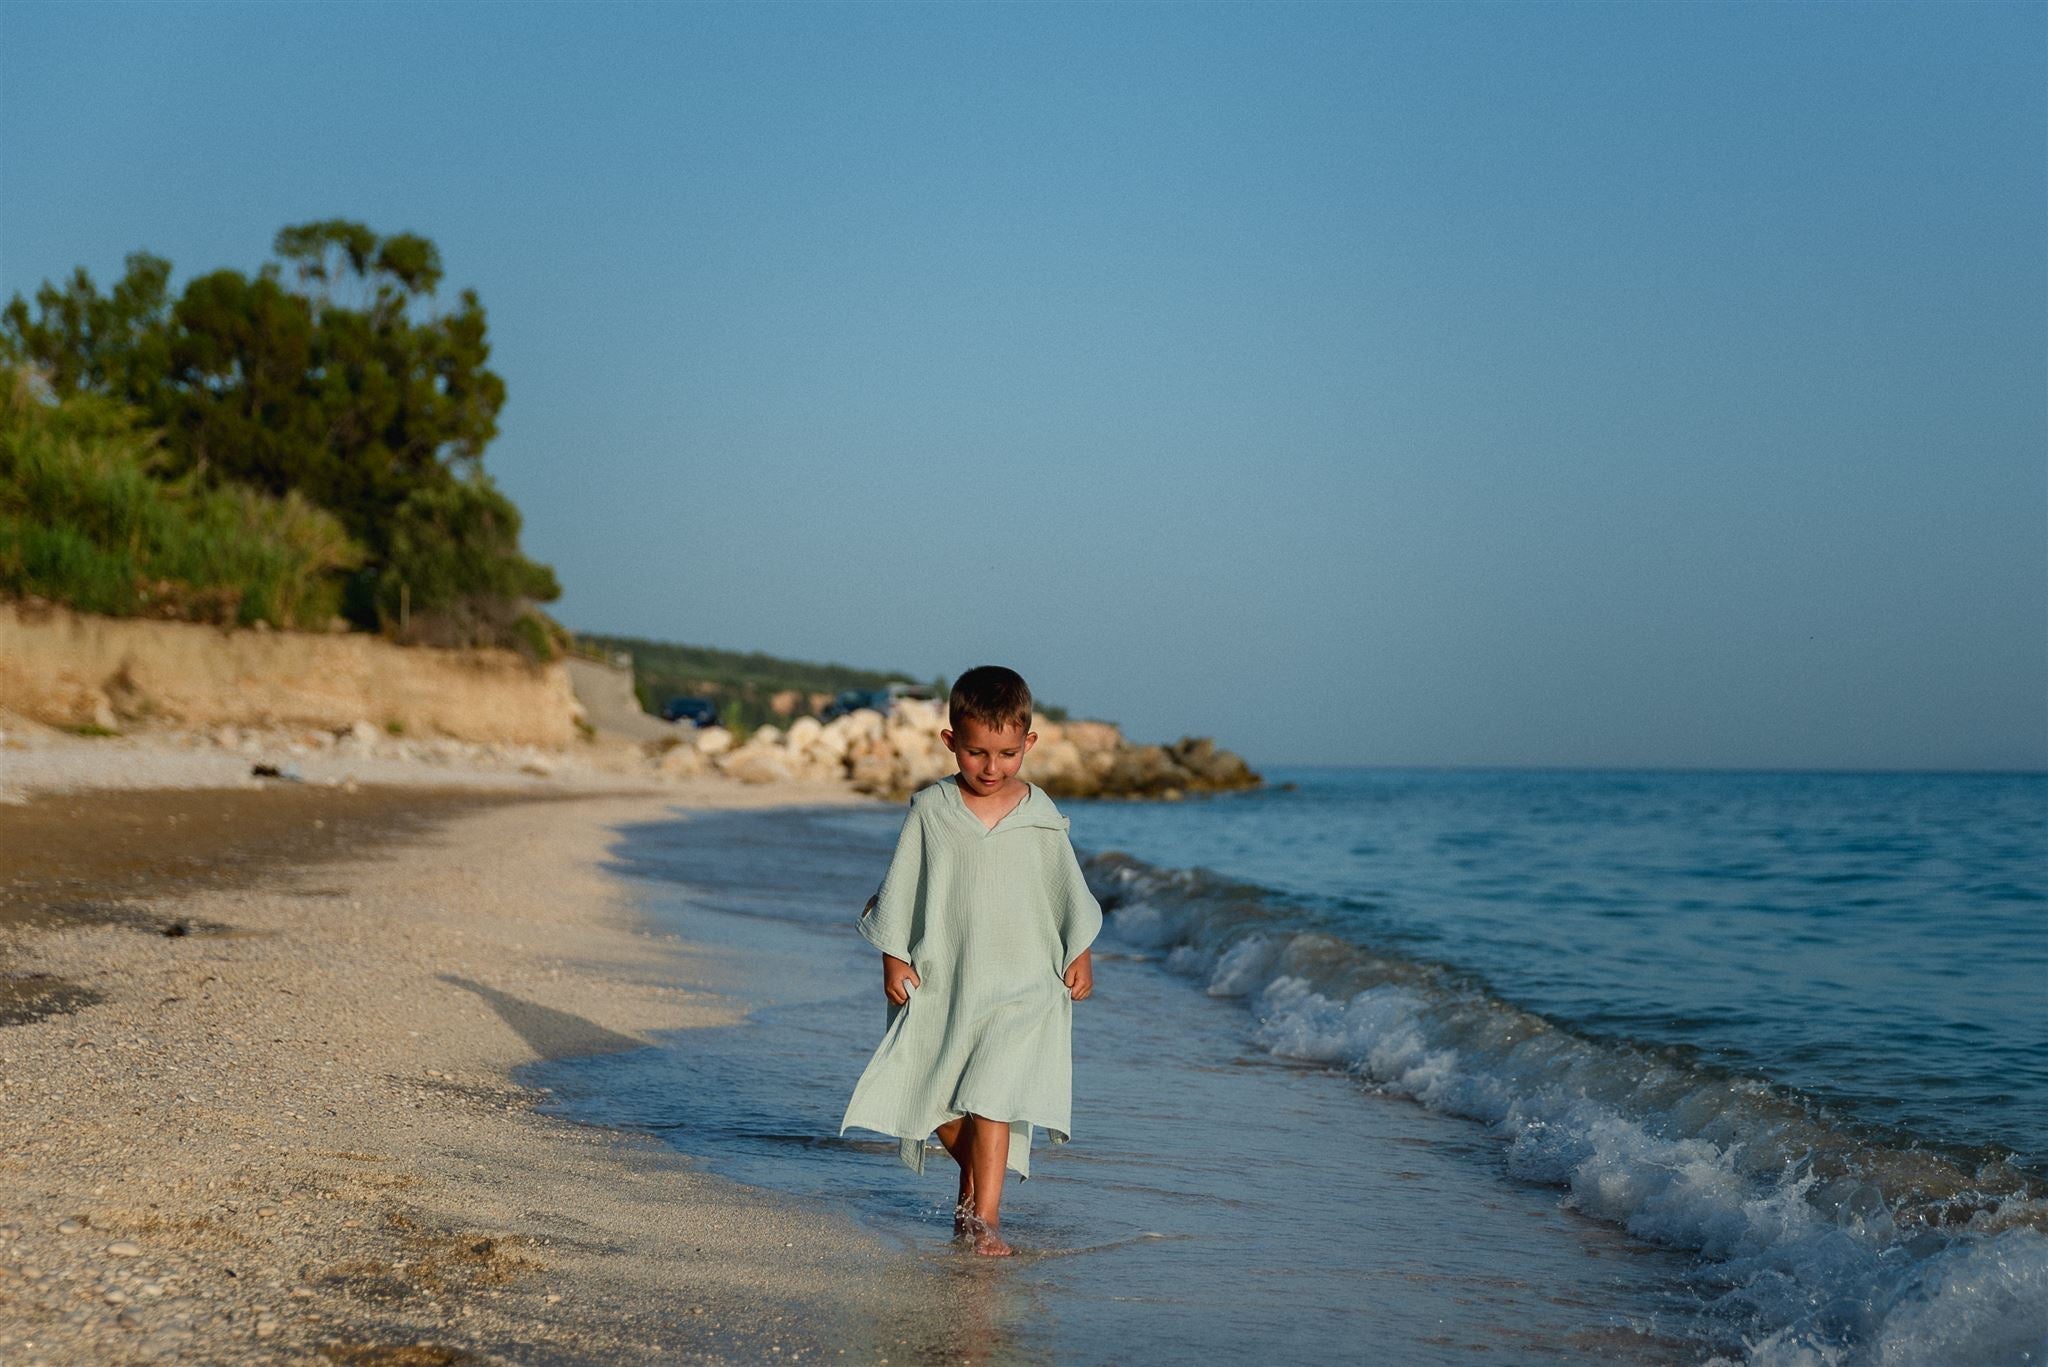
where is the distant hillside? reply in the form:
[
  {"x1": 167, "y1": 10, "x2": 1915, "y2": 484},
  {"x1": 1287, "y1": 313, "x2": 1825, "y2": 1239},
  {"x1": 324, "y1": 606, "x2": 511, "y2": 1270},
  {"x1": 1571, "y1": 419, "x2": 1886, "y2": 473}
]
[
  {"x1": 571, "y1": 632, "x2": 938, "y2": 732},
  {"x1": 571, "y1": 632, "x2": 1069, "y2": 733}
]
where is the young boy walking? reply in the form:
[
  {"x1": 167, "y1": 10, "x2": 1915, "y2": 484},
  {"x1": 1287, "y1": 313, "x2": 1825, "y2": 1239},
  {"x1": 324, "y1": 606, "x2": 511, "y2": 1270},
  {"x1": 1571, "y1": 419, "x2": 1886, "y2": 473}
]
[{"x1": 839, "y1": 666, "x2": 1101, "y2": 1256}]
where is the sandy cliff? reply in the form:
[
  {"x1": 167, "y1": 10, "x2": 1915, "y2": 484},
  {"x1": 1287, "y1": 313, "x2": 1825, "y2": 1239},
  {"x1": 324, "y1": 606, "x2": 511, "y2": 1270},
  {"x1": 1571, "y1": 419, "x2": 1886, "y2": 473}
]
[{"x1": 0, "y1": 603, "x2": 580, "y2": 747}]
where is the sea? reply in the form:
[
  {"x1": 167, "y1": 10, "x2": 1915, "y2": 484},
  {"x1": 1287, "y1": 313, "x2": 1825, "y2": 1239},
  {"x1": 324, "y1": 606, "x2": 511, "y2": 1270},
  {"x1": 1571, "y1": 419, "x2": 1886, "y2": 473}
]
[{"x1": 527, "y1": 768, "x2": 2048, "y2": 1364}]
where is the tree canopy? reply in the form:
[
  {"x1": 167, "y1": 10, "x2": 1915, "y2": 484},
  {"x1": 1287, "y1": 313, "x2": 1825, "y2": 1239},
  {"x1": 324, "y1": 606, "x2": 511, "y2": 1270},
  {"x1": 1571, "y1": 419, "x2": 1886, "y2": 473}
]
[{"x1": 1, "y1": 221, "x2": 555, "y2": 649}]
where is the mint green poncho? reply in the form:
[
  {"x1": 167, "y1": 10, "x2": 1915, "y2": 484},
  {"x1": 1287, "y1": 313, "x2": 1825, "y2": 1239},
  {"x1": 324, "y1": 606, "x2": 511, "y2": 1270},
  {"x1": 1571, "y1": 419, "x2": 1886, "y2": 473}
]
[{"x1": 840, "y1": 776, "x2": 1103, "y2": 1179}]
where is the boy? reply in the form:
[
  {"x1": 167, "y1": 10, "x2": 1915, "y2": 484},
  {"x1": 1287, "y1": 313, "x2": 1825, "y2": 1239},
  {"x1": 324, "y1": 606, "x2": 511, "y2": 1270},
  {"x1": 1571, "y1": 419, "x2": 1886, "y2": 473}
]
[{"x1": 839, "y1": 665, "x2": 1101, "y2": 1256}]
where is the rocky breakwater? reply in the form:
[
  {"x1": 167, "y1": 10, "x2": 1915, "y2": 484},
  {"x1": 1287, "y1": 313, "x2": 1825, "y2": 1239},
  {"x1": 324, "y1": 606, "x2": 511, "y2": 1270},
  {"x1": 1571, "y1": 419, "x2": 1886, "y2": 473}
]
[{"x1": 651, "y1": 699, "x2": 1258, "y2": 800}]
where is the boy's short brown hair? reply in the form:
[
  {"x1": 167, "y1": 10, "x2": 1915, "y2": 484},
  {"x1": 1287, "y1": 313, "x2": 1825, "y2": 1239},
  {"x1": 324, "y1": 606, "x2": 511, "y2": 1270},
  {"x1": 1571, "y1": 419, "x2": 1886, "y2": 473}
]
[{"x1": 948, "y1": 665, "x2": 1035, "y2": 735}]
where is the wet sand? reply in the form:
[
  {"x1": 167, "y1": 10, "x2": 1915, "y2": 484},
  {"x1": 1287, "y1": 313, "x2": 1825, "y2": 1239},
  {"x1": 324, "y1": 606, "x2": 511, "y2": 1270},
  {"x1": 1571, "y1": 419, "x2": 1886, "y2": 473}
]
[
  {"x1": 0, "y1": 785, "x2": 541, "y2": 930},
  {"x1": 0, "y1": 785, "x2": 540, "y2": 1026},
  {"x1": 0, "y1": 780, "x2": 966, "y2": 1364}
]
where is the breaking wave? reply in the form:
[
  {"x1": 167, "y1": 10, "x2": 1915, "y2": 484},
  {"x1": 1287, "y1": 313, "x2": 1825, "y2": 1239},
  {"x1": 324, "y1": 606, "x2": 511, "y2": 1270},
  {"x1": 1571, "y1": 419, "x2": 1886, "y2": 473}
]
[{"x1": 1086, "y1": 851, "x2": 2048, "y2": 1366}]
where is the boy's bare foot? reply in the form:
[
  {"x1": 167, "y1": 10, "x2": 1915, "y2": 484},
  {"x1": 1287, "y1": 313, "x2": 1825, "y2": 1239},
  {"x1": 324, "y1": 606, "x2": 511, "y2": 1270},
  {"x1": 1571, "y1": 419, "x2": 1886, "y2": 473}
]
[
  {"x1": 953, "y1": 1197, "x2": 975, "y2": 1238},
  {"x1": 966, "y1": 1215, "x2": 1012, "y2": 1257}
]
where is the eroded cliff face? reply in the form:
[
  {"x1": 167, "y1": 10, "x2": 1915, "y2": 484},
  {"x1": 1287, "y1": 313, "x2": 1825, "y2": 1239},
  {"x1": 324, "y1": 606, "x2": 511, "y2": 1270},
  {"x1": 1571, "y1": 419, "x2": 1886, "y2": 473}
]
[
  {"x1": 653, "y1": 698, "x2": 1259, "y2": 801},
  {"x1": 0, "y1": 603, "x2": 579, "y2": 748}
]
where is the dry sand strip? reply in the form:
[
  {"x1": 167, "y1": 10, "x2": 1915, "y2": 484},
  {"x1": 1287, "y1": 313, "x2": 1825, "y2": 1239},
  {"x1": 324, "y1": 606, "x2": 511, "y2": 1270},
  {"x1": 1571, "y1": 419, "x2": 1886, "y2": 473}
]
[{"x1": 0, "y1": 782, "x2": 973, "y2": 1366}]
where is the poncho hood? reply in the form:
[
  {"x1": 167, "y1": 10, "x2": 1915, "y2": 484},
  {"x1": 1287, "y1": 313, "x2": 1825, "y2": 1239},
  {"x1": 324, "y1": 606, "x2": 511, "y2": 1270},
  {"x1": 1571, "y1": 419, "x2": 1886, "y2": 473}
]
[{"x1": 922, "y1": 774, "x2": 1073, "y2": 834}]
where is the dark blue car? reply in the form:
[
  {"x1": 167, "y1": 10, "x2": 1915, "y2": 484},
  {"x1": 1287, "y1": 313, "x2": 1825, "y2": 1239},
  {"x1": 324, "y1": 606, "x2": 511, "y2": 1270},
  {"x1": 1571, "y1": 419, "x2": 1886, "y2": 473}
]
[
  {"x1": 660, "y1": 696, "x2": 719, "y2": 727},
  {"x1": 819, "y1": 689, "x2": 882, "y2": 722}
]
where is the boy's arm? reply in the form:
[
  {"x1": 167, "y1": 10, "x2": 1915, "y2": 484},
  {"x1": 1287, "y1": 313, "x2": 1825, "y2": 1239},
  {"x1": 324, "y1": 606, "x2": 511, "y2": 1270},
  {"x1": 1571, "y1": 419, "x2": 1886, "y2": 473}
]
[
  {"x1": 1053, "y1": 833, "x2": 1104, "y2": 974},
  {"x1": 857, "y1": 811, "x2": 924, "y2": 963}
]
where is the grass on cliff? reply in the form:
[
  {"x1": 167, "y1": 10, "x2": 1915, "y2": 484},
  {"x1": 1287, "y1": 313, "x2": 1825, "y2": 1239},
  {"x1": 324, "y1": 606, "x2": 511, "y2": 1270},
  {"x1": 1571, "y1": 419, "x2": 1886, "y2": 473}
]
[{"x1": 0, "y1": 370, "x2": 363, "y2": 629}]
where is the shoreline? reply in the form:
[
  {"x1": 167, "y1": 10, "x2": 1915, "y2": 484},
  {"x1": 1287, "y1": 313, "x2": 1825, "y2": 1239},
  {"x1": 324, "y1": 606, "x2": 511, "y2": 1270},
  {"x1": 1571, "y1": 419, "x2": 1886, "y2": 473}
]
[
  {"x1": 0, "y1": 776, "x2": 968, "y2": 1364},
  {"x1": 538, "y1": 802, "x2": 1712, "y2": 1363}
]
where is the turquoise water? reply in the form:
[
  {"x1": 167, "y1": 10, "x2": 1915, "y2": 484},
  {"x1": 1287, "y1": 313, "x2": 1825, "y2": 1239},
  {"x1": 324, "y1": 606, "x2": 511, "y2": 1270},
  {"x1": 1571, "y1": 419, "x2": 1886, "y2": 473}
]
[
  {"x1": 536, "y1": 768, "x2": 2047, "y2": 1364},
  {"x1": 1060, "y1": 767, "x2": 2048, "y2": 1363},
  {"x1": 1070, "y1": 768, "x2": 2048, "y2": 1172}
]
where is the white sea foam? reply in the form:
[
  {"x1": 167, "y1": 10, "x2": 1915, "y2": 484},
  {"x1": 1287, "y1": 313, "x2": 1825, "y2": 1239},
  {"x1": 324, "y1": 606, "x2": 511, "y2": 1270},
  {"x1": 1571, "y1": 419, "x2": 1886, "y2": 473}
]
[
  {"x1": 1204, "y1": 935, "x2": 1279, "y2": 997},
  {"x1": 1092, "y1": 853, "x2": 2048, "y2": 1365}
]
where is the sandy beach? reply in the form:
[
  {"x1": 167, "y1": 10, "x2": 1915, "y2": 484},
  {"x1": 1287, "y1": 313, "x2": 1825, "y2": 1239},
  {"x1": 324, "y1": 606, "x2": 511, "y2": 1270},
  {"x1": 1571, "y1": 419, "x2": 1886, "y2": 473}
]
[
  {"x1": 0, "y1": 740, "x2": 971, "y2": 1365},
  {"x1": 8, "y1": 731, "x2": 2040, "y2": 1366}
]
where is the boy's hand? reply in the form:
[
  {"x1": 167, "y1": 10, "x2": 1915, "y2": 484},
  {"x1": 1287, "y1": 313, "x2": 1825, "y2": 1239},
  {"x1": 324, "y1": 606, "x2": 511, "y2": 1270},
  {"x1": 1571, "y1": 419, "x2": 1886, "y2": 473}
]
[
  {"x1": 882, "y1": 953, "x2": 920, "y2": 1006},
  {"x1": 1063, "y1": 948, "x2": 1094, "y2": 1002}
]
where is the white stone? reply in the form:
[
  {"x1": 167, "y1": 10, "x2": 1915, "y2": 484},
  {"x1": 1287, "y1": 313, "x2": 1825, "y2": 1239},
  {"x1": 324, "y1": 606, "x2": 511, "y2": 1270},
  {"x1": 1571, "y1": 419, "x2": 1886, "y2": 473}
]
[
  {"x1": 657, "y1": 746, "x2": 707, "y2": 778},
  {"x1": 784, "y1": 717, "x2": 822, "y2": 751},
  {"x1": 848, "y1": 751, "x2": 897, "y2": 792},
  {"x1": 903, "y1": 749, "x2": 953, "y2": 788},
  {"x1": 719, "y1": 747, "x2": 793, "y2": 785},
  {"x1": 1023, "y1": 738, "x2": 1084, "y2": 783},
  {"x1": 692, "y1": 726, "x2": 734, "y2": 756},
  {"x1": 798, "y1": 755, "x2": 847, "y2": 784},
  {"x1": 894, "y1": 698, "x2": 943, "y2": 731}
]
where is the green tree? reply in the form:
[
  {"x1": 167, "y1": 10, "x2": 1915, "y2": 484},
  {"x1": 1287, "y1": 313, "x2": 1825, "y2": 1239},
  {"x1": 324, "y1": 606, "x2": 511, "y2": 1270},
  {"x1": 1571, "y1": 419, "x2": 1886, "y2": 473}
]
[
  {"x1": 374, "y1": 474, "x2": 560, "y2": 650},
  {"x1": 2, "y1": 222, "x2": 552, "y2": 640},
  {"x1": 0, "y1": 252, "x2": 172, "y2": 402}
]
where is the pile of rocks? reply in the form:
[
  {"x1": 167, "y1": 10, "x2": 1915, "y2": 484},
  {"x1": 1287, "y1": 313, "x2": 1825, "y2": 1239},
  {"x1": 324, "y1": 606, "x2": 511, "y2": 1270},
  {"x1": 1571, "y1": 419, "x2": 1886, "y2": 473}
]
[{"x1": 652, "y1": 699, "x2": 1259, "y2": 800}]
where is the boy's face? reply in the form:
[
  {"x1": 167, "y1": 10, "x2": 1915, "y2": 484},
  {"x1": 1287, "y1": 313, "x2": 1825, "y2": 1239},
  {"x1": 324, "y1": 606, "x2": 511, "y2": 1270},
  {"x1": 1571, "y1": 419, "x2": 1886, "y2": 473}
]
[{"x1": 941, "y1": 716, "x2": 1036, "y2": 797}]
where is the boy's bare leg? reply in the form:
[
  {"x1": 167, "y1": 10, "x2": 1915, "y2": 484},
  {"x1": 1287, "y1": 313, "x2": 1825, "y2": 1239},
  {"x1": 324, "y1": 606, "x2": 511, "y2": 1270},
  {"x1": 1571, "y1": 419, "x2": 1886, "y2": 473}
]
[
  {"x1": 967, "y1": 1113, "x2": 1013, "y2": 1256},
  {"x1": 935, "y1": 1116, "x2": 974, "y2": 1234}
]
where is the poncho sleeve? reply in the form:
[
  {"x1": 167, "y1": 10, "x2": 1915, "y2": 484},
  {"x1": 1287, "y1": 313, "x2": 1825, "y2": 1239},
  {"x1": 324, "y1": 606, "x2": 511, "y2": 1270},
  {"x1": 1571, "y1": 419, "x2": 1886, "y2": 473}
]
[
  {"x1": 1054, "y1": 822, "x2": 1104, "y2": 974},
  {"x1": 857, "y1": 807, "x2": 924, "y2": 962}
]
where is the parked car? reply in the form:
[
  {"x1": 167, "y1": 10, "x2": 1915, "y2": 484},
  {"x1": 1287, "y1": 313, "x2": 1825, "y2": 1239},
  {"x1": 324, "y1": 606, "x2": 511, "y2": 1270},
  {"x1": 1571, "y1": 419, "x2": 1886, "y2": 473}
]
[
  {"x1": 819, "y1": 682, "x2": 936, "y2": 722},
  {"x1": 819, "y1": 689, "x2": 880, "y2": 722},
  {"x1": 660, "y1": 696, "x2": 719, "y2": 727}
]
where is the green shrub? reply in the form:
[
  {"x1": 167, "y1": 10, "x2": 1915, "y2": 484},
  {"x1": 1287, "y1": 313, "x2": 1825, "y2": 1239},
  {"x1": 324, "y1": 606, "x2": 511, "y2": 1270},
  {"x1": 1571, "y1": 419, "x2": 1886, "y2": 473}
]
[
  {"x1": 509, "y1": 611, "x2": 557, "y2": 663},
  {"x1": 360, "y1": 475, "x2": 561, "y2": 649},
  {"x1": 0, "y1": 369, "x2": 363, "y2": 628}
]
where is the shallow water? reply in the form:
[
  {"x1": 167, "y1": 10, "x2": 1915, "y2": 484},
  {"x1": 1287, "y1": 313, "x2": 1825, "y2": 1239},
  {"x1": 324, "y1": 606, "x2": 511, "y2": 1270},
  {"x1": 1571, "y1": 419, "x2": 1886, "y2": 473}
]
[
  {"x1": 533, "y1": 805, "x2": 1703, "y2": 1363},
  {"x1": 533, "y1": 769, "x2": 2048, "y2": 1364},
  {"x1": 1050, "y1": 768, "x2": 2048, "y2": 1365}
]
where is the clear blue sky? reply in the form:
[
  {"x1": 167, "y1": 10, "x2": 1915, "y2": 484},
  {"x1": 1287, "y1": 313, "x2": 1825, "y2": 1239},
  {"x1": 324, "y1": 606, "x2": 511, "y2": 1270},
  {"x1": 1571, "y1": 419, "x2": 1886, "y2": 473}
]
[{"x1": 3, "y1": 1, "x2": 2042, "y2": 769}]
